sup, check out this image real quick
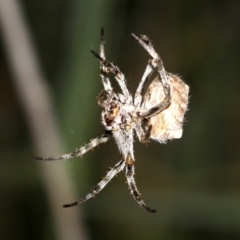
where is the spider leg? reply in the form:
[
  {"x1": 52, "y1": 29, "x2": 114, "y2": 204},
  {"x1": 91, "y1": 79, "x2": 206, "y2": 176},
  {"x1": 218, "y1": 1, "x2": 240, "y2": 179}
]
[
  {"x1": 100, "y1": 28, "x2": 105, "y2": 59},
  {"x1": 34, "y1": 132, "x2": 111, "y2": 161},
  {"x1": 134, "y1": 121, "x2": 148, "y2": 143},
  {"x1": 131, "y1": 33, "x2": 169, "y2": 87},
  {"x1": 125, "y1": 163, "x2": 156, "y2": 213},
  {"x1": 99, "y1": 28, "x2": 112, "y2": 92},
  {"x1": 132, "y1": 34, "x2": 172, "y2": 119},
  {"x1": 134, "y1": 63, "x2": 154, "y2": 107},
  {"x1": 139, "y1": 79, "x2": 171, "y2": 119},
  {"x1": 63, "y1": 159, "x2": 125, "y2": 207},
  {"x1": 91, "y1": 50, "x2": 130, "y2": 98}
]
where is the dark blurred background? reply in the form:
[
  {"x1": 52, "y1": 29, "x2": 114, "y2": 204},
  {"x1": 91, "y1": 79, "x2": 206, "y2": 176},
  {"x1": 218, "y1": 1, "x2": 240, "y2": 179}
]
[{"x1": 1, "y1": 0, "x2": 240, "y2": 239}]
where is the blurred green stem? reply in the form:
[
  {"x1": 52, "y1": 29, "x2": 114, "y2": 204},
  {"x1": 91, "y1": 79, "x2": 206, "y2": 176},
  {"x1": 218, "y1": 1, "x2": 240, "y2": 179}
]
[{"x1": 0, "y1": 0, "x2": 89, "y2": 239}]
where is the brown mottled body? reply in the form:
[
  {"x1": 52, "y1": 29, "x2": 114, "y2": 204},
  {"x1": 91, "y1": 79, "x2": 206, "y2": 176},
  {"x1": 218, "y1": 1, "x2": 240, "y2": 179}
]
[{"x1": 142, "y1": 74, "x2": 189, "y2": 143}]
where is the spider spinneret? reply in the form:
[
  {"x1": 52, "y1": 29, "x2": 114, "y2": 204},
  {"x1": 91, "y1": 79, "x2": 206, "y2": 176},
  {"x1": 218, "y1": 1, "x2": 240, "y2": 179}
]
[{"x1": 35, "y1": 29, "x2": 189, "y2": 213}]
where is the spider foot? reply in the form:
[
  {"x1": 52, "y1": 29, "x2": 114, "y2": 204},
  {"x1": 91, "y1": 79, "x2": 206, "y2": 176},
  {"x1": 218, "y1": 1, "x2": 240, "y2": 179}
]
[
  {"x1": 131, "y1": 33, "x2": 158, "y2": 60},
  {"x1": 62, "y1": 200, "x2": 83, "y2": 208},
  {"x1": 132, "y1": 33, "x2": 152, "y2": 46},
  {"x1": 131, "y1": 187, "x2": 157, "y2": 213},
  {"x1": 126, "y1": 164, "x2": 157, "y2": 213},
  {"x1": 143, "y1": 204, "x2": 157, "y2": 213}
]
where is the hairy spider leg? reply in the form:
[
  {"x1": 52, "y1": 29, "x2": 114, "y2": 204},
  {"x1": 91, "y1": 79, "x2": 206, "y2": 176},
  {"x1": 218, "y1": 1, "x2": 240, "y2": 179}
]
[
  {"x1": 131, "y1": 34, "x2": 155, "y2": 108},
  {"x1": 126, "y1": 164, "x2": 156, "y2": 213},
  {"x1": 90, "y1": 50, "x2": 131, "y2": 99},
  {"x1": 139, "y1": 82, "x2": 171, "y2": 119},
  {"x1": 34, "y1": 132, "x2": 111, "y2": 161},
  {"x1": 134, "y1": 63, "x2": 154, "y2": 107},
  {"x1": 63, "y1": 160, "x2": 125, "y2": 207},
  {"x1": 131, "y1": 33, "x2": 168, "y2": 87},
  {"x1": 99, "y1": 28, "x2": 112, "y2": 92},
  {"x1": 131, "y1": 33, "x2": 171, "y2": 119},
  {"x1": 133, "y1": 120, "x2": 147, "y2": 143}
]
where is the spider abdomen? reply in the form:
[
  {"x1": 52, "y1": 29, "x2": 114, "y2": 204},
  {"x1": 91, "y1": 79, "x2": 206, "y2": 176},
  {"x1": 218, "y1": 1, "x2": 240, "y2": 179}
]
[{"x1": 142, "y1": 74, "x2": 189, "y2": 143}]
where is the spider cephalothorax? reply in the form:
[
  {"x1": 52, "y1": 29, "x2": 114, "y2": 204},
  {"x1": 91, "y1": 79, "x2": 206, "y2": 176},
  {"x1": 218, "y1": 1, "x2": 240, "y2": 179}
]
[{"x1": 35, "y1": 29, "x2": 189, "y2": 213}]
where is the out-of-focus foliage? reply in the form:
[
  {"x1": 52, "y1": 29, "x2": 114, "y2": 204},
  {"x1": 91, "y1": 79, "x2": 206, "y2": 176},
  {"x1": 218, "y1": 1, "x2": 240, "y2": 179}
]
[{"x1": 1, "y1": 0, "x2": 240, "y2": 239}]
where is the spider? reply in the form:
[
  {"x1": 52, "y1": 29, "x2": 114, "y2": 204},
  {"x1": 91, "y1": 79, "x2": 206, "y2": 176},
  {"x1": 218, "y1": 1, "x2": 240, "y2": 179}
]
[{"x1": 35, "y1": 29, "x2": 189, "y2": 213}]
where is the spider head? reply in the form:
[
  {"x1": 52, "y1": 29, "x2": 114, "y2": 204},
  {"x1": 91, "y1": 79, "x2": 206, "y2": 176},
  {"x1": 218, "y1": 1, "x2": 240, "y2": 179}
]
[
  {"x1": 104, "y1": 101, "x2": 120, "y2": 125},
  {"x1": 99, "y1": 91, "x2": 121, "y2": 129}
]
